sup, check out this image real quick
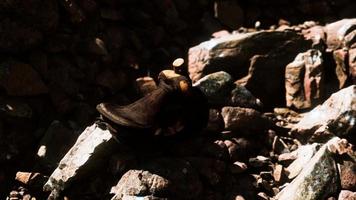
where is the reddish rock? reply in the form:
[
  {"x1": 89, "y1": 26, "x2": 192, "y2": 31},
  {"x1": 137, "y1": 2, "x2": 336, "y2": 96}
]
[
  {"x1": 349, "y1": 48, "x2": 356, "y2": 84},
  {"x1": 0, "y1": 62, "x2": 48, "y2": 96},
  {"x1": 333, "y1": 49, "x2": 350, "y2": 89},
  {"x1": 339, "y1": 160, "x2": 356, "y2": 191},
  {"x1": 324, "y1": 19, "x2": 356, "y2": 50},
  {"x1": 285, "y1": 49, "x2": 324, "y2": 109},
  {"x1": 338, "y1": 190, "x2": 356, "y2": 200}
]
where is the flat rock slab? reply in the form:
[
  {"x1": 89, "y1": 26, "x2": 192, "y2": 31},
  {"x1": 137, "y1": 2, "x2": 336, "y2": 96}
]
[
  {"x1": 44, "y1": 122, "x2": 116, "y2": 199},
  {"x1": 276, "y1": 138, "x2": 340, "y2": 200},
  {"x1": 291, "y1": 85, "x2": 356, "y2": 142}
]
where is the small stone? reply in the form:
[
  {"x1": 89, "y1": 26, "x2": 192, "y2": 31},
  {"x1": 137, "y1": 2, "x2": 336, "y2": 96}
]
[
  {"x1": 230, "y1": 161, "x2": 248, "y2": 174},
  {"x1": 273, "y1": 164, "x2": 285, "y2": 183},
  {"x1": 136, "y1": 77, "x2": 157, "y2": 96},
  {"x1": 249, "y1": 156, "x2": 271, "y2": 168},
  {"x1": 339, "y1": 159, "x2": 356, "y2": 191}
]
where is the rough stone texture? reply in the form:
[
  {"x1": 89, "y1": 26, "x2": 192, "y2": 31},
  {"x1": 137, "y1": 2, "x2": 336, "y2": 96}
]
[
  {"x1": 338, "y1": 190, "x2": 356, "y2": 200},
  {"x1": 349, "y1": 48, "x2": 356, "y2": 84},
  {"x1": 333, "y1": 49, "x2": 350, "y2": 89},
  {"x1": 276, "y1": 138, "x2": 340, "y2": 200},
  {"x1": 302, "y1": 26, "x2": 326, "y2": 50},
  {"x1": 339, "y1": 159, "x2": 356, "y2": 191},
  {"x1": 111, "y1": 158, "x2": 203, "y2": 200},
  {"x1": 188, "y1": 31, "x2": 309, "y2": 83},
  {"x1": 221, "y1": 106, "x2": 271, "y2": 132},
  {"x1": 291, "y1": 85, "x2": 356, "y2": 142},
  {"x1": 193, "y1": 71, "x2": 261, "y2": 108},
  {"x1": 285, "y1": 143, "x2": 320, "y2": 179},
  {"x1": 0, "y1": 61, "x2": 48, "y2": 96},
  {"x1": 43, "y1": 123, "x2": 116, "y2": 199},
  {"x1": 324, "y1": 19, "x2": 356, "y2": 50},
  {"x1": 285, "y1": 49, "x2": 324, "y2": 109}
]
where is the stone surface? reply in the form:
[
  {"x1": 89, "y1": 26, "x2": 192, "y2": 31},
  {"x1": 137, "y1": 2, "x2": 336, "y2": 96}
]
[
  {"x1": 188, "y1": 31, "x2": 309, "y2": 83},
  {"x1": 193, "y1": 71, "x2": 261, "y2": 108},
  {"x1": 111, "y1": 158, "x2": 203, "y2": 200},
  {"x1": 276, "y1": 138, "x2": 340, "y2": 200},
  {"x1": 285, "y1": 49, "x2": 324, "y2": 109},
  {"x1": 43, "y1": 123, "x2": 117, "y2": 199},
  {"x1": 0, "y1": 62, "x2": 48, "y2": 96},
  {"x1": 324, "y1": 18, "x2": 356, "y2": 50},
  {"x1": 221, "y1": 106, "x2": 271, "y2": 132},
  {"x1": 291, "y1": 85, "x2": 356, "y2": 142},
  {"x1": 333, "y1": 49, "x2": 350, "y2": 89},
  {"x1": 339, "y1": 159, "x2": 356, "y2": 191},
  {"x1": 338, "y1": 190, "x2": 356, "y2": 200},
  {"x1": 349, "y1": 48, "x2": 356, "y2": 84},
  {"x1": 205, "y1": 109, "x2": 224, "y2": 132}
]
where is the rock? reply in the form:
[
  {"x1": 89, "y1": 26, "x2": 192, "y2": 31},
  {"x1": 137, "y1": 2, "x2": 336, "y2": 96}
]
[
  {"x1": 111, "y1": 158, "x2": 203, "y2": 200},
  {"x1": 249, "y1": 156, "x2": 271, "y2": 168},
  {"x1": 333, "y1": 49, "x2": 350, "y2": 89},
  {"x1": 273, "y1": 164, "x2": 286, "y2": 183},
  {"x1": 291, "y1": 85, "x2": 356, "y2": 142},
  {"x1": 193, "y1": 71, "x2": 233, "y2": 105},
  {"x1": 193, "y1": 71, "x2": 262, "y2": 108},
  {"x1": 188, "y1": 31, "x2": 309, "y2": 83},
  {"x1": 44, "y1": 122, "x2": 117, "y2": 199},
  {"x1": 88, "y1": 38, "x2": 109, "y2": 55},
  {"x1": 272, "y1": 136, "x2": 289, "y2": 155},
  {"x1": 302, "y1": 26, "x2": 326, "y2": 50},
  {"x1": 221, "y1": 106, "x2": 271, "y2": 132},
  {"x1": 15, "y1": 172, "x2": 47, "y2": 191},
  {"x1": 276, "y1": 138, "x2": 340, "y2": 200},
  {"x1": 338, "y1": 190, "x2": 356, "y2": 200},
  {"x1": 0, "y1": 61, "x2": 48, "y2": 96},
  {"x1": 348, "y1": 48, "x2": 356, "y2": 84},
  {"x1": 339, "y1": 159, "x2": 356, "y2": 191},
  {"x1": 285, "y1": 143, "x2": 320, "y2": 179},
  {"x1": 285, "y1": 49, "x2": 324, "y2": 109},
  {"x1": 236, "y1": 36, "x2": 311, "y2": 108},
  {"x1": 230, "y1": 161, "x2": 248, "y2": 174},
  {"x1": 324, "y1": 19, "x2": 356, "y2": 50},
  {"x1": 213, "y1": 0, "x2": 244, "y2": 29},
  {"x1": 36, "y1": 121, "x2": 80, "y2": 171}
]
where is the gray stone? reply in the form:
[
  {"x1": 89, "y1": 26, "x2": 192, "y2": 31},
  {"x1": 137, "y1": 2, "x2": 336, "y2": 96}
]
[
  {"x1": 276, "y1": 138, "x2": 340, "y2": 200},
  {"x1": 43, "y1": 123, "x2": 117, "y2": 199},
  {"x1": 285, "y1": 49, "x2": 324, "y2": 109},
  {"x1": 291, "y1": 85, "x2": 356, "y2": 142}
]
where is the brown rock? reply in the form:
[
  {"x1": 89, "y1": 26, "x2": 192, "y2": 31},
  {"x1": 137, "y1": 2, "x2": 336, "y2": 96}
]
[
  {"x1": 324, "y1": 19, "x2": 356, "y2": 50},
  {"x1": 273, "y1": 164, "x2": 285, "y2": 183},
  {"x1": 333, "y1": 49, "x2": 350, "y2": 89},
  {"x1": 15, "y1": 172, "x2": 47, "y2": 191},
  {"x1": 0, "y1": 61, "x2": 48, "y2": 96},
  {"x1": 285, "y1": 49, "x2": 324, "y2": 109},
  {"x1": 349, "y1": 48, "x2": 356, "y2": 84},
  {"x1": 188, "y1": 31, "x2": 310, "y2": 83},
  {"x1": 302, "y1": 26, "x2": 326, "y2": 49},
  {"x1": 221, "y1": 106, "x2": 271, "y2": 132},
  {"x1": 338, "y1": 190, "x2": 356, "y2": 200},
  {"x1": 136, "y1": 77, "x2": 158, "y2": 96}
]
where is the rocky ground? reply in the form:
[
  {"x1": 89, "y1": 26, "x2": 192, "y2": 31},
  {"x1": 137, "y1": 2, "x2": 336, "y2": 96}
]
[{"x1": 1, "y1": 0, "x2": 356, "y2": 200}]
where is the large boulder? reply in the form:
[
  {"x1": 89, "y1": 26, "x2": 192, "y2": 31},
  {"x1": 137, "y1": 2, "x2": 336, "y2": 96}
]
[
  {"x1": 188, "y1": 30, "x2": 310, "y2": 83},
  {"x1": 291, "y1": 85, "x2": 356, "y2": 142},
  {"x1": 285, "y1": 49, "x2": 324, "y2": 109},
  {"x1": 324, "y1": 18, "x2": 356, "y2": 50}
]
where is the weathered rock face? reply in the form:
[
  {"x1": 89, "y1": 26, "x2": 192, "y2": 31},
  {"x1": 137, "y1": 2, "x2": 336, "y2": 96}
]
[
  {"x1": 349, "y1": 48, "x2": 356, "y2": 84},
  {"x1": 276, "y1": 138, "x2": 340, "y2": 200},
  {"x1": 285, "y1": 49, "x2": 324, "y2": 109},
  {"x1": 339, "y1": 159, "x2": 356, "y2": 191},
  {"x1": 324, "y1": 19, "x2": 356, "y2": 50},
  {"x1": 0, "y1": 61, "x2": 48, "y2": 96},
  {"x1": 333, "y1": 49, "x2": 350, "y2": 89},
  {"x1": 338, "y1": 190, "x2": 356, "y2": 200},
  {"x1": 291, "y1": 85, "x2": 356, "y2": 142},
  {"x1": 221, "y1": 106, "x2": 271, "y2": 132},
  {"x1": 188, "y1": 31, "x2": 310, "y2": 83}
]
